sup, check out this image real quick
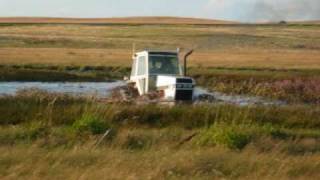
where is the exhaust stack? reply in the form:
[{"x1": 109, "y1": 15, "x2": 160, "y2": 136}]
[{"x1": 184, "y1": 50, "x2": 194, "y2": 76}]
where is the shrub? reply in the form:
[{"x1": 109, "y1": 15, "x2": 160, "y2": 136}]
[
  {"x1": 196, "y1": 123, "x2": 291, "y2": 150},
  {"x1": 260, "y1": 124, "x2": 288, "y2": 139},
  {"x1": 196, "y1": 124, "x2": 252, "y2": 150},
  {"x1": 72, "y1": 113, "x2": 109, "y2": 135}
]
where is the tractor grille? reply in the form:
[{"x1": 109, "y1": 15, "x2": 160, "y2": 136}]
[
  {"x1": 177, "y1": 78, "x2": 193, "y2": 83},
  {"x1": 175, "y1": 90, "x2": 193, "y2": 101}
]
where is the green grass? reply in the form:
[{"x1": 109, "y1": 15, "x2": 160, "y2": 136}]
[
  {"x1": 72, "y1": 113, "x2": 110, "y2": 135},
  {"x1": 0, "y1": 94, "x2": 320, "y2": 178},
  {"x1": 1, "y1": 93, "x2": 319, "y2": 133}
]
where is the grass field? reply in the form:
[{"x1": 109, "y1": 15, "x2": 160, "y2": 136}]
[{"x1": 0, "y1": 18, "x2": 320, "y2": 179}]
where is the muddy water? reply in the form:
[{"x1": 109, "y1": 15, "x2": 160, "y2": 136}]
[
  {"x1": 0, "y1": 82, "x2": 284, "y2": 106},
  {"x1": 194, "y1": 88, "x2": 285, "y2": 106},
  {"x1": 0, "y1": 81, "x2": 126, "y2": 97}
]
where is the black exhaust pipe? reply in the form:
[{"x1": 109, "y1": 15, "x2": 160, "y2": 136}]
[{"x1": 184, "y1": 49, "x2": 194, "y2": 76}]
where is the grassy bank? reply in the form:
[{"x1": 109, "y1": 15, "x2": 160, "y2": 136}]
[
  {"x1": 0, "y1": 64, "x2": 129, "y2": 82},
  {"x1": 1, "y1": 90, "x2": 320, "y2": 128},
  {"x1": 0, "y1": 93, "x2": 320, "y2": 179}
]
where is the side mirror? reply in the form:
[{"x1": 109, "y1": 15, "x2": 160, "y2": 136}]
[{"x1": 123, "y1": 76, "x2": 129, "y2": 81}]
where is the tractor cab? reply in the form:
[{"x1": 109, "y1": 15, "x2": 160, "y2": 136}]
[{"x1": 129, "y1": 50, "x2": 195, "y2": 101}]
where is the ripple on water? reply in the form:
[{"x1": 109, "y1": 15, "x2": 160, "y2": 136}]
[
  {"x1": 0, "y1": 82, "x2": 285, "y2": 106},
  {"x1": 0, "y1": 81, "x2": 126, "y2": 97}
]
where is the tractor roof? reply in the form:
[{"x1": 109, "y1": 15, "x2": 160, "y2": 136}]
[{"x1": 136, "y1": 50, "x2": 178, "y2": 56}]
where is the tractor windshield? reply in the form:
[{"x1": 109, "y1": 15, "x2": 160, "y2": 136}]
[{"x1": 148, "y1": 55, "x2": 180, "y2": 75}]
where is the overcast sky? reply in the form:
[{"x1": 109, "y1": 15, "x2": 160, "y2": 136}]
[{"x1": 1, "y1": 0, "x2": 319, "y2": 22}]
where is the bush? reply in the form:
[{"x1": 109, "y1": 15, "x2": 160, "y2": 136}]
[
  {"x1": 72, "y1": 113, "x2": 109, "y2": 135},
  {"x1": 261, "y1": 124, "x2": 288, "y2": 139},
  {"x1": 196, "y1": 124, "x2": 252, "y2": 150},
  {"x1": 196, "y1": 123, "x2": 291, "y2": 150}
]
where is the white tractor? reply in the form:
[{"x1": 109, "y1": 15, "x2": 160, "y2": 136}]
[{"x1": 127, "y1": 49, "x2": 195, "y2": 101}]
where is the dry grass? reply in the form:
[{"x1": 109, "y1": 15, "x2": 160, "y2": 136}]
[
  {"x1": 0, "y1": 23, "x2": 319, "y2": 69},
  {"x1": 191, "y1": 49, "x2": 320, "y2": 69},
  {"x1": 1, "y1": 48, "x2": 320, "y2": 69},
  {"x1": 1, "y1": 145, "x2": 320, "y2": 179},
  {"x1": 0, "y1": 48, "x2": 129, "y2": 66}
]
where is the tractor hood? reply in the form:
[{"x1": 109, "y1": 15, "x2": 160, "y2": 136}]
[
  {"x1": 155, "y1": 75, "x2": 195, "y2": 101},
  {"x1": 156, "y1": 75, "x2": 195, "y2": 88}
]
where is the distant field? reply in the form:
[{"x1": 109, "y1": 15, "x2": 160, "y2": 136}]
[{"x1": 0, "y1": 20, "x2": 319, "y2": 69}]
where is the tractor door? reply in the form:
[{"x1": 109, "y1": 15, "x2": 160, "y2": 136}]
[{"x1": 135, "y1": 55, "x2": 148, "y2": 95}]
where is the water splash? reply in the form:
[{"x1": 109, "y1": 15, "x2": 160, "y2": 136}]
[{"x1": 194, "y1": 87, "x2": 285, "y2": 106}]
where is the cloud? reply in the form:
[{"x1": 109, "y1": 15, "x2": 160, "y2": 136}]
[
  {"x1": 250, "y1": 0, "x2": 320, "y2": 21},
  {"x1": 204, "y1": 0, "x2": 320, "y2": 22}
]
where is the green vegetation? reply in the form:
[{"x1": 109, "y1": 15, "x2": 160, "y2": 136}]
[
  {"x1": 0, "y1": 93, "x2": 320, "y2": 178},
  {"x1": 72, "y1": 113, "x2": 110, "y2": 135},
  {"x1": 197, "y1": 124, "x2": 253, "y2": 149},
  {"x1": 196, "y1": 123, "x2": 290, "y2": 150}
]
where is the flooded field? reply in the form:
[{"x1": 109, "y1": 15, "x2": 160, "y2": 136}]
[
  {"x1": 0, "y1": 81, "x2": 284, "y2": 106},
  {"x1": 194, "y1": 88, "x2": 285, "y2": 106},
  {"x1": 0, "y1": 81, "x2": 126, "y2": 97}
]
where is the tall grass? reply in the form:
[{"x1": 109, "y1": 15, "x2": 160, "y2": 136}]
[
  {"x1": 1, "y1": 92, "x2": 319, "y2": 140},
  {"x1": 1, "y1": 92, "x2": 320, "y2": 128},
  {"x1": 0, "y1": 93, "x2": 320, "y2": 178}
]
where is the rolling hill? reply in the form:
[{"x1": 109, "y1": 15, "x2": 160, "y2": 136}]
[{"x1": 0, "y1": 16, "x2": 237, "y2": 25}]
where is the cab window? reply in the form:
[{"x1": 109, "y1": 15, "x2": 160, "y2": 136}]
[
  {"x1": 149, "y1": 55, "x2": 180, "y2": 75},
  {"x1": 137, "y1": 56, "x2": 146, "y2": 76}
]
